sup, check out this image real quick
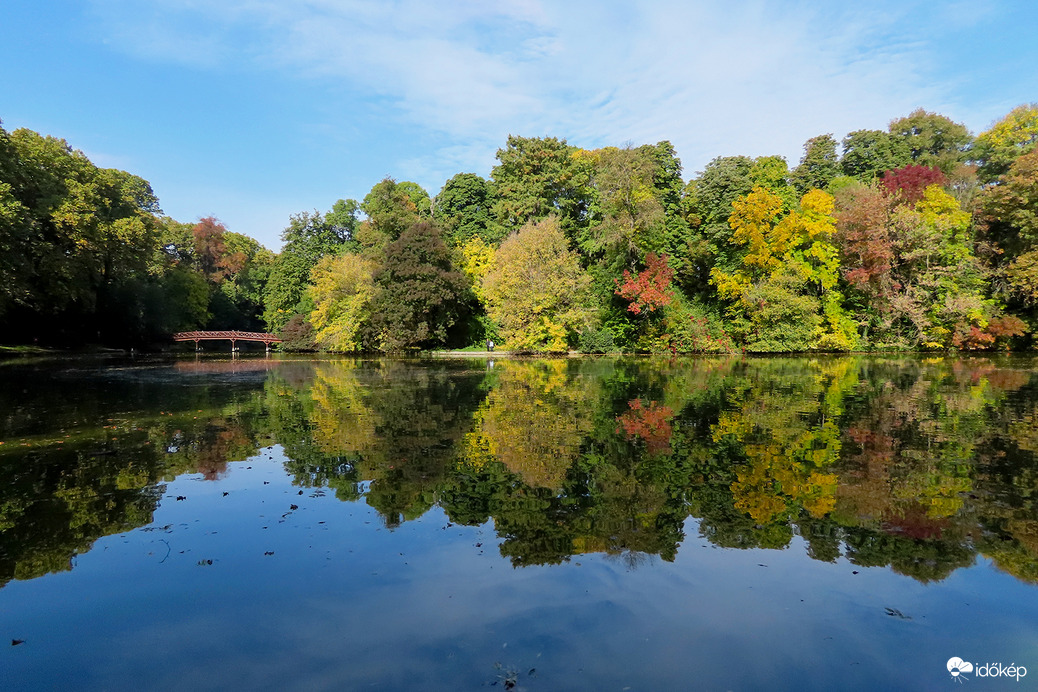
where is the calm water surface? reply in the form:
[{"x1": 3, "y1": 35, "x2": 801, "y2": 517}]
[{"x1": 1, "y1": 354, "x2": 1037, "y2": 691}]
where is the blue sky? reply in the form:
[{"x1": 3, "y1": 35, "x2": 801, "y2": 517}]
[{"x1": 2, "y1": 1, "x2": 1036, "y2": 250}]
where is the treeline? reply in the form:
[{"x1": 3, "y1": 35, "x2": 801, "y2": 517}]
[{"x1": 2, "y1": 105, "x2": 1037, "y2": 351}]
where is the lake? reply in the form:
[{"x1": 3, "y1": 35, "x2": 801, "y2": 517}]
[{"x1": 1, "y1": 354, "x2": 1037, "y2": 691}]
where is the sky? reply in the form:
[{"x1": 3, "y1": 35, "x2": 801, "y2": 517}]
[{"x1": 2, "y1": 0, "x2": 1036, "y2": 250}]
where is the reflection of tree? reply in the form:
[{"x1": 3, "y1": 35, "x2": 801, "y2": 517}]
[
  {"x1": 273, "y1": 359, "x2": 488, "y2": 526},
  {"x1": 843, "y1": 529, "x2": 974, "y2": 583},
  {"x1": 709, "y1": 359, "x2": 851, "y2": 532},
  {"x1": 0, "y1": 361, "x2": 271, "y2": 588},
  {"x1": 616, "y1": 400, "x2": 674, "y2": 455},
  {"x1": 6, "y1": 355, "x2": 1038, "y2": 588},
  {"x1": 0, "y1": 439, "x2": 163, "y2": 585},
  {"x1": 469, "y1": 360, "x2": 598, "y2": 490}
]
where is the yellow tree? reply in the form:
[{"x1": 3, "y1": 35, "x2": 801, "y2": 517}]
[
  {"x1": 483, "y1": 217, "x2": 596, "y2": 352},
  {"x1": 710, "y1": 187, "x2": 854, "y2": 351},
  {"x1": 306, "y1": 253, "x2": 376, "y2": 352}
]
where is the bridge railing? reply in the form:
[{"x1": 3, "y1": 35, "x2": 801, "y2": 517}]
[{"x1": 172, "y1": 330, "x2": 283, "y2": 346}]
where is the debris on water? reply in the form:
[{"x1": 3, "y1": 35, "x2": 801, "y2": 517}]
[
  {"x1": 884, "y1": 607, "x2": 912, "y2": 620},
  {"x1": 197, "y1": 559, "x2": 213, "y2": 566},
  {"x1": 290, "y1": 504, "x2": 298, "y2": 510},
  {"x1": 176, "y1": 496, "x2": 186, "y2": 501}
]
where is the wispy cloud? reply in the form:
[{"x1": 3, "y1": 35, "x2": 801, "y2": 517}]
[{"x1": 87, "y1": 0, "x2": 996, "y2": 193}]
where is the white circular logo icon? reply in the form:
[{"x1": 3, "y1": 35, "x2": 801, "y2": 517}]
[{"x1": 947, "y1": 657, "x2": 974, "y2": 678}]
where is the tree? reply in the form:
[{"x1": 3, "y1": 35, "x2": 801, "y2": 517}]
[
  {"x1": 980, "y1": 149, "x2": 1038, "y2": 258},
  {"x1": 749, "y1": 155, "x2": 798, "y2": 208},
  {"x1": 490, "y1": 135, "x2": 592, "y2": 234},
  {"x1": 578, "y1": 144, "x2": 665, "y2": 272},
  {"x1": 433, "y1": 172, "x2": 500, "y2": 247},
  {"x1": 615, "y1": 253, "x2": 675, "y2": 315},
  {"x1": 357, "y1": 178, "x2": 424, "y2": 254},
  {"x1": 324, "y1": 198, "x2": 361, "y2": 249},
  {"x1": 880, "y1": 164, "x2": 948, "y2": 206},
  {"x1": 306, "y1": 252, "x2": 376, "y2": 352},
  {"x1": 834, "y1": 182, "x2": 895, "y2": 341},
  {"x1": 368, "y1": 221, "x2": 469, "y2": 350},
  {"x1": 841, "y1": 129, "x2": 911, "y2": 180},
  {"x1": 683, "y1": 155, "x2": 755, "y2": 285},
  {"x1": 0, "y1": 126, "x2": 164, "y2": 343},
  {"x1": 278, "y1": 314, "x2": 317, "y2": 351},
  {"x1": 974, "y1": 103, "x2": 1038, "y2": 183},
  {"x1": 263, "y1": 203, "x2": 358, "y2": 332},
  {"x1": 483, "y1": 217, "x2": 596, "y2": 352},
  {"x1": 192, "y1": 217, "x2": 235, "y2": 283},
  {"x1": 791, "y1": 134, "x2": 841, "y2": 193},
  {"x1": 888, "y1": 108, "x2": 972, "y2": 174},
  {"x1": 711, "y1": 187, "x2": 853, "y2": 351}
]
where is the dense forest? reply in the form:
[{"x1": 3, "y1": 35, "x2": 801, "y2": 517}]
[{"x1": 2, "y1": 104, "x2": 1037, "y2": 352}]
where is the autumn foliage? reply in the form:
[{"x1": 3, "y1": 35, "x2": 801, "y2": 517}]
[
  {"x1": 616, "y1": 399, "x2": 674, "y2": 455},
  {"x1": 615, "y1": 253, "x2": 675, "y2": 314},
  {"x1": 880, "y1": 164, "x2": 947, "y2": 205}
]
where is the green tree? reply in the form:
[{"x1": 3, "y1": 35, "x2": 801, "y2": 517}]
[
  {"x1": 841, "y1": 129, "x2": 912, "y2": 180},
  {"x1": 973, "y1": 103, "x2": 1038, "y2": 183},
  {"x1": 791, "y1": 134, "x2": 841, "y2": 193},
  {"x1": 263, "y1": 202, "x2": 358, "y2": 332},
  {"x1": 490, "y1": 135, "x2": 592, "y2": 235},
  {"x1": 432, "y1": 172, "x2": 500, "y2": 247},
  {"x1": 578, "y1": 144, "x2": 665, "y2": 272},
  {"x1": 888, "y1": 108, "x2": 973, "y2": 174},
  {"x1": 683, "y1": 155, "x2": 755, "y2": 290},
  {"x1": 357, "y1": 178, "x2": 424, "y2": 254},
  {"x1": 368, "y1": 220, "x2": 469, "y2": 350}
]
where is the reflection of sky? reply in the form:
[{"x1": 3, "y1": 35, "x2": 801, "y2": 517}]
[{"x1": 2, "y1": 448, "x2": 1037, "y2": 692}]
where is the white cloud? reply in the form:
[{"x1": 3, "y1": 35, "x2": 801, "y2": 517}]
[{"x1": 88, "y1": 0, "x2": 989, "y2": 194}]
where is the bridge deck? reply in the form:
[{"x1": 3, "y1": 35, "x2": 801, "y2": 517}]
[{"x1": 173, "y1": 330, "x2": 283, "y2": 344}]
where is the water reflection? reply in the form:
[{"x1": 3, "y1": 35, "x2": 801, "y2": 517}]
[{"x1": 2, "y1": 355, "x2": 1038, "y2": 586}]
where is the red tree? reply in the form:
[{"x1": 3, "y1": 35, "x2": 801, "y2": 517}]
[
  {"x1": 615, "y1": 253, "x2": 675, "y2": 314},
  {"x1": 880, "y1": 164, "x2": 947, "y2": 206}
]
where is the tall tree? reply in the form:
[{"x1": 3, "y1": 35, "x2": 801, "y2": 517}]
[
  {"x1": 791, "y1": 134, "x2": 841, "y2": 193},
  {"x1": 263, "y1": 202, "x2": 358, "y2": 332},
  {"x1": 683, "y1": 155, "x2": 755, "y2": 283},
  {"x1": 368, "y1": 221, "x2": 469, "y2": 350},
  {"x1": 578, "y1": 144, "x2": 664, "y2": 272},
  {"x1": 433, "y1": 173, "x2": 500, "y2": 247},
  {"x1": 974, "y1": 103, "x2": 1038, "y2": 183},
  {"x1": 888, "y1": 108, "x2": 972, "y2": 174},
  {"x1": 490, "y1": 135, "x2": 592, "y2": 235},
  {"x1": 841, "y1": 129, "x2": 912, "y2": 180},
  {"x1": 357, "y1": 177, "x2": 424, "y2": 254}
]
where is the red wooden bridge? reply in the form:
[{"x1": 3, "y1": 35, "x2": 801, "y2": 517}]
[{"x1": 173, "y1": 330, "x2": 283, "y2": 351}]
